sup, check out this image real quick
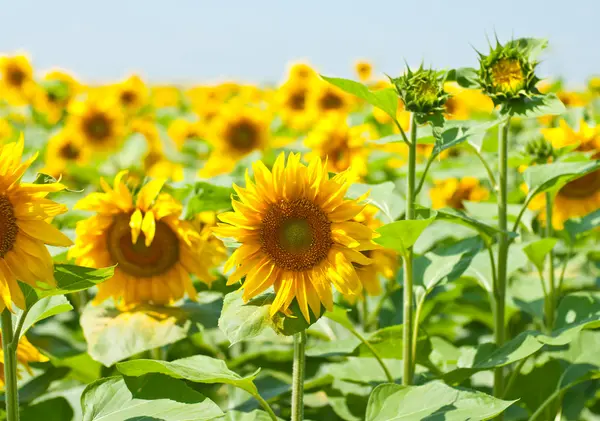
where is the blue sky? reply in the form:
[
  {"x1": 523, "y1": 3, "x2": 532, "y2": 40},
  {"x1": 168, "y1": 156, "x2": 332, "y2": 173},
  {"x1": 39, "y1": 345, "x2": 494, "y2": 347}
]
[{"x1": 1, "y1": 0, "x2": 597, "y2": 86}]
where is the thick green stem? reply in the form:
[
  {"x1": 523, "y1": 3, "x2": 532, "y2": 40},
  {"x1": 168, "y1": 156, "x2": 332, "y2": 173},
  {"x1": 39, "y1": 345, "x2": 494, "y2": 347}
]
[
  {"x1": 2, "y1": 310, "x2": 20, "y2": 421},
  {"x1": 402, "y1": 114, "x2": 417, "y2": 386},
  {"x1": 545, "y1": 192, "x2": 556, "y2": 332},
  {"x1": 494, "y1": 119, "x2": 510, "y2": 407},
  {"x1": 291, "y1": 331, "x2": 306, "y2": 421}
]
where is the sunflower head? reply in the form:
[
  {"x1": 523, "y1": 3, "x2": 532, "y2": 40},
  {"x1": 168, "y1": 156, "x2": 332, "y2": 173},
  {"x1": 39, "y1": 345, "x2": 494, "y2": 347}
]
[
  {"x1": 116, "y1": 74, "x2": 148, "y2": 112},
  {"x1": 430, "y1": 176, "x2": 490, "y2": 210},
  {"x1": 70, "y1": 173, "x2": 217, "y2": 307},
  {"x1": 44, "y1": 128, "x2": 90, "y2": 177},
  {"x1": 477, "y1": 38, "x2": 542, "y2": 105},
  {"x1": 214, "y1": 152, "x2": 378, "y2": 323},
  {"x1": 355, "y1": 60, "x2": 373, "y2": 82},
  {"x1": 0, "y1": 55, "x2": 35, "y2": 105},
  {"x1": 67, "y1": 96, "x2": 126, "y2": 151},
  {"x1": 391, "y1": 66, "x2": 449, "y2": 115}
]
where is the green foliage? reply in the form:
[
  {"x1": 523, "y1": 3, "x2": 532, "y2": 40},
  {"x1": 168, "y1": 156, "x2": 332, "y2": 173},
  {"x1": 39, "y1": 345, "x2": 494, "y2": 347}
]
[{"x1": 374, "y1": 209, "x2": 437, "y2": 257}]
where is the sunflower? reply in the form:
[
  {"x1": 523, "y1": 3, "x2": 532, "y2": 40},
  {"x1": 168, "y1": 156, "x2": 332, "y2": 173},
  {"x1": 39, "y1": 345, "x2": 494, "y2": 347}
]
[
  {"x1": 187, "y1": 86, "x2": 223, "y2": 122},
  {"x1": 214, "y1": 153, "x2": 378, "y2": 322},
  {"x1": 31, "y1": 70, "x2": 80, "y2": 125},
  {"x1": 167, "y1": 119, "x2": 204, "y2": 149},
  {"x1": 69, "y1": 173, "x2": 217, "y2": 307},
  {"x1": 0, "y1": 119, "x2": 14, "y2": 141},
  {"x1": 150, "y1": 85, "x2": 181, "y2": 108},
  {"x1": 304, "y1": 116, "x2": 375, "y2": 177},
  {"x1": 274, "y1": 81, "x2": 315, "y2": 131},
  {"x1": 0, "y1": 137, "x2": 73, "y2": 312},
  {"x1": 0, "y1": 55, "x2": 35, "y2": 106},
  {"x1": 43, "y1": 129, "x2": 90, "y2": 178},
  {"x1": 430, "y1": 176, "x2": 490, "y2": 210},
  {"x1": 306, "y1": 79, "x2": 354, "y2": 117},
  {"x1": 352, "y1": 205, "x2": 398, "y2": 297},
  {"x1": 0, "y1": 334, "x2": 49, "y2": 388},
  {"x1": 443, "y1": 82, "x2": 494, "y2": 120},
  {"x1": 286, "y1": 62, "x2": 318, "y2": 84},
  {"x1": 529, "y1": 119, "x2": 600, "y2": 228},
  {"x1": 115, "y1": 75, "x2": 148, "y2": 114},
  {"x1": 67, "y1": 96, "x2": 126, "y2": 151},
  {"x1": 355, "y1": 60, "x2": 373, "y2": 82},
  {"x1": 200, "y1": 105, "x2": 270, "y2": 177}
]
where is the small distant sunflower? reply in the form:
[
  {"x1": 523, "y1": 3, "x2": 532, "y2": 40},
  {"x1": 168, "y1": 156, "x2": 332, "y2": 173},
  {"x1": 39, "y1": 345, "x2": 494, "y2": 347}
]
[
  {"x1": 352, "y1": 205, "x2": 398, "y2": 297},
  {"x1": 200, "y1": 106, "x2": 270, "y2": 177},
  {"x1": 529, "y1": 119, "x2": 600, "y2": 228},
  {"x1": 67, "y1": 96, "x2": 126, "y2": 151},
  {"x1": 214, "y1": 153, "x2": 378, "y2": 322},
  {"x1": 43, "y1": 129, "x2": 90, "y2": 178},
  {"x1": 287, "y1": 62, "x2": 318, "y2": 84},
  {"x1": 0, "y1": 55, "x2": 35, "y2": 105},
  {"x1": 115, "y1": 75, "x2": 148, "y2": 113},
  {"x1": 430, "y1": 177, "x2": 490, "y2": 209},
  {"x1": 0, "y1": 136, "x2": 73, "y2": 312},
  {"x1": 275, "y1": 81, "x2": 315, "y2": 131},
  {"x1": 355, "y1": 60, "x2": 373, "y2": 82},
  {"x1": 167, "y1": 119, "x2": 204, "y2": 149},
  {"x1": 304, "y1": 117, "x2": 375, "y2": 177},
  {"x1": 0, "y1": 335, "x2": 49, "y2": 388},
  {"x1": 150, "y1": 85, "x2": 181, "y2": 108},
  {"x1": 69, "y1": 173, "x2": 216, "y2": 307},
  {"x1": 187, "y1": 86, "x2": 223, "y2": 122},
  {"x1": 307, "y1": 80, "x2": 354, "y2": 117},
  {"x1": 32, "y1": 69, "x2": 80, "y2": 125}
]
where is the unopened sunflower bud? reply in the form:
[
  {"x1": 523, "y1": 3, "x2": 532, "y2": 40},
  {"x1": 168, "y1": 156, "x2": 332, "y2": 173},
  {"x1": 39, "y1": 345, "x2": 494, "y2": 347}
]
[
  {"x1": 525, "y1": 137, "x2": 555, "y2": 164},
  {"x1": 391, "y1": 66, "x2": 449, "y2": 115}
]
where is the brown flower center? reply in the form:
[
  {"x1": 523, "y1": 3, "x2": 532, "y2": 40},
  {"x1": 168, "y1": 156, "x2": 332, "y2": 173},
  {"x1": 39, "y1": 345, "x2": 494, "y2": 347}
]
[
  {"x1": 260, "y1": 198, "x2": 332, "y2": 271},
  {"x1": 59, "y1": 142, "x2": 81, "y2": 160},
  {"x1": 120, "y1": 90, "x2": 137, "y2": 105},
  {"x1": 319, "y1": 91, "x2": 344, "y2": 111},
  {"x1": 83, "y1": 113, "x2": 111, "y2": 142},
  {"x1": 107, "y1": 213, "x2": 180, "y2": 277},
  {"x1": 0, "y1": 195, "x2": 18, "y2": 258},
  {"x1": 6, "y1": 65, "x2": 25, "y2": 87},
  {"x1": 287, "y1": 90, "x2": 306, "y2": 111},
  {"x1": 226, "y1": 120, "x2": 259, "y2": 152},
  {"x1": 558, "y1": 169, "x2": 600, "y2": 199}
]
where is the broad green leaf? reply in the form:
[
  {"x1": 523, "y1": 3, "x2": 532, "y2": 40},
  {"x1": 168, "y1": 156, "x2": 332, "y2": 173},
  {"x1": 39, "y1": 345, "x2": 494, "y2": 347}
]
[
  {"x1": 321, "y1": 76, "x2": 398, "y2": 120},
  {"x1": 428, "y1": 206, "x2": 502, "y2": 244},
  {"x1": 522, "y1": 238, "x2": 558, "y2": 274},
  {"x1": 219, "y1": 290, "x2": 275, "y2": 345},
  {"x1": 356, "y1": 325, "x2": 431, "y2": 362},
  {"x1": 117, "y1": 354, "x2": 260, "y2": 395},
  {"x1": 306, "y1": 337, "x2": 361, "y2": 358},
  {"x1": 555, "y1": 291, "x2": 600, "y2": 329},
  {"x1": 185, "y1": 180, "x2": 234, "y2": 217},
  {"x1": 523, "y1": 161, "x2": 600, "y2": 202},
  {"x1": 325, "y1": 358, "x2": 403, "y2": 383},
  {"x1": 374, "y1": 209, "x2": 437, "y2": 256},
  {"x1": 224, "y1": 410, "x2": 282, "y2": 421},
  {"x1": 27, "y1": 265, "x2": 115, "y2": 302},
  {"x1": 81, "y1": 294, "x2": 221, "y2": 366},
  {"x1": 446, "y1": 67, "x2": 479, "y2": 89},
  {"x1": 463, "y1": 201, "x2": 536, "y2": 233},
  {"x1": 507, "y1": 37, "x2": 548, "y2": 60},
  {"x1": 324, "y1": 305, "x2": 354, "y2": 331},
  {"x1": 433, "y1": 119, "x2": 504, "y2": 155},
  {"x1": 503, "y1": 93, "x2": 566, "y2": 118},
  {"x1": 15, "y1": 294, "x2": 73, "y2": 338},
  {"x1": 463, "y1": 244, "x2": 528, "y2": 292},
  {"x1": 81, "y1": 375, "x2": 223, "y2": 421},
  {"x1": 563, "y1": 208, "x2": 600, "y2": 241},
  {"x1": 365, "y1": 381, "x2": 515, "y2": 421},
  {"x1": 347, "y1": 182, "x2": 404, "y2": 223},
  {"x1": 21, "y1": 397, "x2": 74, "y2": 421}
]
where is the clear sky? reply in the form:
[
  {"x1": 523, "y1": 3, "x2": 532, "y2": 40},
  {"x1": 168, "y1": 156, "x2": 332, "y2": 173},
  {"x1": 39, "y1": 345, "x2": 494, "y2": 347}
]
[{"x1": 1, "y1": 0, "x2": 597, "y2": 86}]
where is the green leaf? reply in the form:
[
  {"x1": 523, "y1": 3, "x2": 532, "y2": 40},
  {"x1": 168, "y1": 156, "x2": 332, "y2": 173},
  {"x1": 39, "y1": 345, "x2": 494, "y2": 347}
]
[
  {"x1": 374, "y1": 209, "x2": 437, "y2": 256},
  {"x1": 81, "y1": 294, "x2": 221, "y2": 366},
  {"x1": 523, "y1": 160, "x2": 600, "y2": 203},
  {"x1": 365, "y1": 381, "x2": 515, "y2": 421},
  {"x1": 346, "y1": 182, "x2": 404, "y2": 223},
  {"x1": 325, "y1": 358, "x2": 403, "y2": 383},
  {"x1": 15, "y1": 295, "x2": 73, "y2": 339},
  {"x1": 503, "y1": 93, "x2": 566, "y2": 118},
  {"x1": 563, "y1": 208, "x2": 600, "y2": 241},
  {"x1": 117, "y1": 355, "x2": 260, "y2": 395},
  {"x1": 21, "y1": 397, "x2": 74, "y2": 421},
  {"x1": 324, "y1": 305, "x2": 354, "y2": 331},
  {"x1": 464, "y1": 244, "x2": 528, "y2": 292},
  {"x1": 5, "y1": 367, "x2": 70, "y2": 405},
  {"x1": 430, "y1": 206, "x2": 502, "y2": 244},
  {"x1": 463, "y1": 201, "x2": 536, "y2": 233},
  {"x1": 185, "y1": 180, "x2": 234, "y2": 217},
  {"x1": 223, "y1": 410, "x2": 281, "y2": 421},
  {"x1": 356, "y1": 325, "x2": 431, "y2": 362},
  {"x1": 219, "y1": 290, "x2": 275, "y2": 345},
  {"x1": 81, "y1": 374, "x2": 223, "y2": 421},
  {"x1": 522, "y1": 238, "x2": 558, "y2": 273},
  {"x1": 433, "y1": 119, "x2": 504, "y2": 155},
  {"x1": 507, "y1": 37, "x2": 548, "y2": 60},
  {"x1": 306, "y1": 337, "x2": 362, "y2": 358},
  {"x1": 320, "y1": 76, "x2": 398, "y2": 120},
  {"x1": 33, "y1": 172, "x2": 59, "y2": 185},
  {"x1": 27, "y1": 265, "x2": 115, "y2": 302},
  {"x1": 446, "y1": 67, "x2": 479, "y2": 89}
]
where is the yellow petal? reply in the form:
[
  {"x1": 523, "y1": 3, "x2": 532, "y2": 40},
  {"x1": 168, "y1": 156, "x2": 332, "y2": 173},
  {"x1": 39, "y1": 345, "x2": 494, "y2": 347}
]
[
  {"x1": 129, "y1": 209, "x2": 143, "y2": 244},
  {"x1": 141, "y1": 210, "x2": 156, "y2": 247}
]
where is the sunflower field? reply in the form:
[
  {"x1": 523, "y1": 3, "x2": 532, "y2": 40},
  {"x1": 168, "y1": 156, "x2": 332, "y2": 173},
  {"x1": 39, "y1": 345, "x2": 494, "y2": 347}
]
[{"x1": 0, "y1": 36, "x2": 599, "y2": 421}]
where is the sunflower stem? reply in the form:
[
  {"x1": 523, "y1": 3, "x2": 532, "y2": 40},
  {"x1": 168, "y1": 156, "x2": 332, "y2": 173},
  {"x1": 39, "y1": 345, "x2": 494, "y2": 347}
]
[
  {"x1": 493, "y1": 118, "x2": 510, "y2": 414},
  {"x1": 402, "y1": 113, "x2": 417, "y2": 386},
  {"x1": 2, "y1": 310, "x2": 20, "y2": 421},
  {"x1": 544, "y1": 192, "x2": 556, "y2": 332},
  {"x1": 291, "y1": 330, "x2": 306, "y2": 421}
]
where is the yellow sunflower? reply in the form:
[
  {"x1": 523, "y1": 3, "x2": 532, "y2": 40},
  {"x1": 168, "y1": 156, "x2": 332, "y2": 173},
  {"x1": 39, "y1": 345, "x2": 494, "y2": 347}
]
[
  {"x1": 0, "y1": 119, "x2": 14, "y2": 141},
  {"x1": 286, "y1": 62, "x2": 318, "y2": 84},
  {"x1": 352, "y1": 205, "x2": 398, "y2": 297},
  {"x1": 529, "y1": 119, "x2": 600, "y2": 228},
  {"x1": 31, "y1": 69, "x2": 80, "y2": 125},
  {"x1": 306, "y1": 79, "x2": 354, "y2": 117},
  {"x1": 115, "y1": 75, "x2": 148, "y2": 113},
  {"x1": 187, "y1": 86, "x2": 223, "y2": 122},
  {"x1": 200, "y1": 105, "x2": 270, "y2": 177},
  {"x1": 67, "y1": 96, "x2": 126, "y2": 151},
  {"x1": 150, "y1": 85, "x2": 181, "y2": 108},
  {"x1": 0, "y1": 137, "x2": 73, "y2": 312},
  {"x1": 304, "y1": 116, "x2": 375, "y2": 177},
  {"x1": 0, "y1": 55, "x2": 35, "y2": 106},
  {"x1": 43, "y1": 129, "x2": 90, "y2": 178},
  {"x1": 430, "y1": 176, "x2": 490, "y2": 210},
  {"x1": 354, "y1": 60, "x2": 373, "y2": 82},
  {"x1": 0, "y1": 334, "x2": 49, "y2": 388},
  {"x1": 214, "y1": 153, "x2": 378, "y2": 322},
  {"x1": 443, "y1": 82, "x2": 494, "y2": 120},
  {"x1": 69, "y1": 173, "x2": 217, "y2": 307},
  {"x1": 274, "y1": 81, "x2": 316, "y2": 132},
  {"x1": 167, "y1": 119, "x2": 204, "y2": 149}
]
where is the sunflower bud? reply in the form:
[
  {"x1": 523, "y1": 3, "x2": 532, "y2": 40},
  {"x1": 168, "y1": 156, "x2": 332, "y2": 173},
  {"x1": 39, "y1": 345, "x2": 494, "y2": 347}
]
[
  {"x1": 524, "y1": 137, "x2": 555, "y2": 164},
  {"x1": 391, "y1": 66, "x2": 449, "y2": 115},
  {"x1": 478, "y1": 39, "x2": 541, "y2": 105}
]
